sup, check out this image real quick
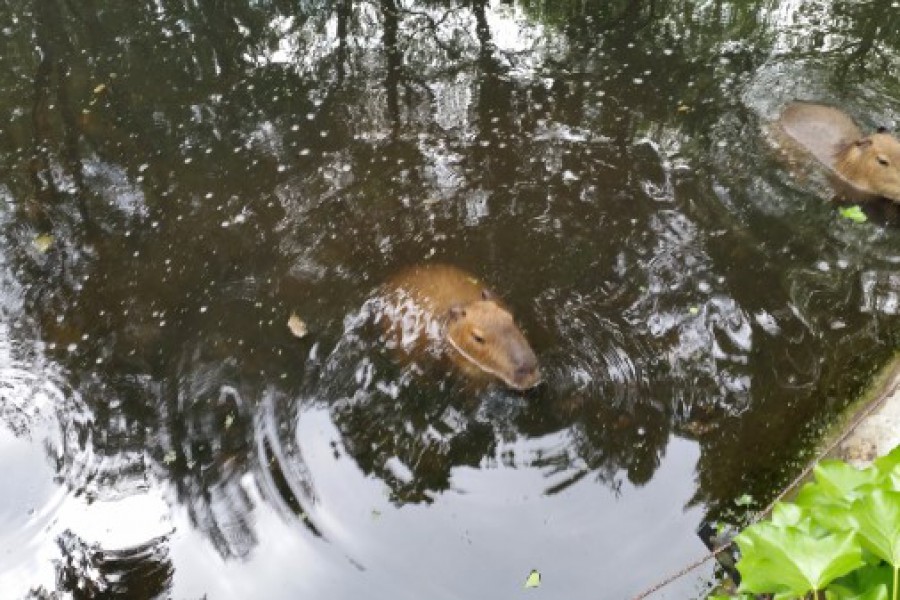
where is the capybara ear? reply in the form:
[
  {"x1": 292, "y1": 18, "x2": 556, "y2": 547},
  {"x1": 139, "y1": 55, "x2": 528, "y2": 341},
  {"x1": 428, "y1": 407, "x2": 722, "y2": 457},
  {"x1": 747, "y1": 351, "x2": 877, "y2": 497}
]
[
  {"x1": 855, "y1": 137, "x2": 874, "y2": 148},
  {"x1": 447, "y1": 305, "x2": 466, "y2": 321},
  {"x1": 481, "y1": 288, "x2": 494, "y2": 301}
]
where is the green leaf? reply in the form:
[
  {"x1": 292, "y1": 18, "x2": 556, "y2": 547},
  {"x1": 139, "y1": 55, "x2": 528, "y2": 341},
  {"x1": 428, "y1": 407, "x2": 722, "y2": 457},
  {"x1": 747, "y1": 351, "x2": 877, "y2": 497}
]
[
  {"x1": 771, "y1": 502, "x2": 808, "y2": 529},
  {"x1": 851, "y1": 490, "x2": 900, "y2": 566},
  {"x1": 872, "y1": 447, "x2": 900, "y2": 487},
  {"x1": 736, "y1": 523, "x2": 864, "y2": 595},
  {"x1": 829, "y1": 563, "x2": 893, "y2": 599},
  {"x1": 828, "y1": 586, "x2": 889, "y2": 600},
  {"x1": 524, "y1": 569, "x2": 541, "y2": 588},
  {"x1": 794, "y1": 482, "x2": 855, "y2": 533},
  {"x1": 839, "y1": 206, "x2": 868, "y2": 223},
  {"x1": 815, "y1": 460, "x2": 878, "y2": 500}
]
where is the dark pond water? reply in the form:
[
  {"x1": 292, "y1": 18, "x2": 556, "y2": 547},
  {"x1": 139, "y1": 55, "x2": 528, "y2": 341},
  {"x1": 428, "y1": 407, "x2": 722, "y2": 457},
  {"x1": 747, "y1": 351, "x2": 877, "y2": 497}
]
[{"x1": 2, "y1": 0, "x2": 900, "y2": 598}]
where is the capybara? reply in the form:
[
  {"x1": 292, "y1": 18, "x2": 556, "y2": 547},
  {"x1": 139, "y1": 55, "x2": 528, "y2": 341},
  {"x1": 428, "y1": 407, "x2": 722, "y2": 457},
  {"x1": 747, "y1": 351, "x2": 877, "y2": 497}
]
[
  {"x1": 774, "y1": 101, "x2": 900, "y2": 202},
  {"x1": 377, "y1": 264, "x2": 540, "y2": 390}
]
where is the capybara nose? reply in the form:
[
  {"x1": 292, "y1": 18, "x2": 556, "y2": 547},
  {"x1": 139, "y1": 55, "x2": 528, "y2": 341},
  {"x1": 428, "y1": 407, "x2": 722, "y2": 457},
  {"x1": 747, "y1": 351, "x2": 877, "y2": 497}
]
[{"x1": 514, "y1": 363, "x2": 541, "y2": 390}]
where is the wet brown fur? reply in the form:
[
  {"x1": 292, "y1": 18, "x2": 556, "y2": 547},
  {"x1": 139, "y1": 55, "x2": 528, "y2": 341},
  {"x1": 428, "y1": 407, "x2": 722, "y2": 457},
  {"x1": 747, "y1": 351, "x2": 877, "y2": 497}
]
[
  {"x1": 379, "y1": 264, "x2": 540, "y2": 390},
  {"x1": 774, "y1": 101, "x2": 900, "y2": 202}
]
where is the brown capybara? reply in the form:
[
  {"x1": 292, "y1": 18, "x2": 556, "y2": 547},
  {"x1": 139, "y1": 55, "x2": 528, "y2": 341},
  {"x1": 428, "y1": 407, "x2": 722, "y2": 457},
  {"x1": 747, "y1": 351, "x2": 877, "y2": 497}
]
[
  {"x1": 376, "y1": 264, "x2": 540, "y2": 390},
  {"x1": 774, "y1": 101, "x2": 900, "y2": 202}
]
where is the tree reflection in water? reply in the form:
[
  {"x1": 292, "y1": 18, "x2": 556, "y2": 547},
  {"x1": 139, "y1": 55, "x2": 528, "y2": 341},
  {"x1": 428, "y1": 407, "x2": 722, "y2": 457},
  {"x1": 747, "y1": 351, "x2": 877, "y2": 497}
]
[{"x1": 1, "y1": 0, "x2": 899, "y2": 597}]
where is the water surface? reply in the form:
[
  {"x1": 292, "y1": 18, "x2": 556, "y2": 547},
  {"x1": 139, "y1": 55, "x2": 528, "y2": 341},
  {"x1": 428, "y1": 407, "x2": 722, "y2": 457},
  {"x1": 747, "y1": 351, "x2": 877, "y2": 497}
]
[{"x1": 1, "y1": 0, "x2": 900, "y2": 597}]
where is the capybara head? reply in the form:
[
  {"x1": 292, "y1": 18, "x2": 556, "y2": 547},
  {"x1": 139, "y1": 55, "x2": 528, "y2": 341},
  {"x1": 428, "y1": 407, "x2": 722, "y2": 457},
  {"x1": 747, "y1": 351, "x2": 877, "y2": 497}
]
[
  {"x1": 444, "y1": 297, "x2": 541, "y2": 391},
  {"x1": 835, "y1": 133, "x2": 900, "y2": 202}
]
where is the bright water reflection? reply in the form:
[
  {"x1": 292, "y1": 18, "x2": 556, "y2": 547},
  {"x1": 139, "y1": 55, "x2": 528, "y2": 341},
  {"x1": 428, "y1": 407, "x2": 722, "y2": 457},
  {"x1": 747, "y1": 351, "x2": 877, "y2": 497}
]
[{"x1": 1, "y1": 0, "x2": 900, "y2": 597}]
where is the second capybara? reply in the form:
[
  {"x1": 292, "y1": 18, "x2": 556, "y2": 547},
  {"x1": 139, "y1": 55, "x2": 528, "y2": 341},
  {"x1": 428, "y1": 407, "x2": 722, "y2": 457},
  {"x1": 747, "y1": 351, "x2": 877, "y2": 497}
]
[
  {"x1": 376, "y1": 264, "x2": 541, "y2": 390},
  {"x1": 773, "y1": 101, "x2": 900, "y2": 202}
]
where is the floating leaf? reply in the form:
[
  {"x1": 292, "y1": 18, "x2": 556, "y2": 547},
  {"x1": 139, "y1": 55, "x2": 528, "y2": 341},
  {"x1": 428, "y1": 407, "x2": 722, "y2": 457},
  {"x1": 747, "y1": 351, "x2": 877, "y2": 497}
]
[
  {"x1": 735, "y1": 493, "x2": 754, "y2": 507},
  {"x1": 839, "y1": 206, "x2": 867, "y2": 223},
  {"x1": 163, "y1": 450, "x2": 177, "y2": 465},
  {"x1": 93, "y1": 83, "x2": 107, "y2": 94},
  {"x1": 287, "y1": 313, "x2": 308, "y2": 338},
  {"x1": 736, "y1": 523, "x2": 863, "y2": 596},
  {"x1": 688, "y1": 305, "x2": 700, "y2": 316},
  {"x1": 33, "y1": 234, "x2": 54, "y2": 253},
  {"x1": 224, "y1": 413, "x2": 234, "y2": 429},
  {"x1": 524, "y1": 569, "x2": 541, "y2": 589}
]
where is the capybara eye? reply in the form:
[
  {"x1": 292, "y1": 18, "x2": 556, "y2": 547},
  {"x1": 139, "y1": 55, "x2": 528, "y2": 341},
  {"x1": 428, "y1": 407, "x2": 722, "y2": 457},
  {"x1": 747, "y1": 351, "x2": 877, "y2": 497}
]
[
  {"x1": 877, "y1": 155, "x2": 890, "y2": 167},
  {"x1": 472, "y1": 331, "x2": 485, "y2": 344}
]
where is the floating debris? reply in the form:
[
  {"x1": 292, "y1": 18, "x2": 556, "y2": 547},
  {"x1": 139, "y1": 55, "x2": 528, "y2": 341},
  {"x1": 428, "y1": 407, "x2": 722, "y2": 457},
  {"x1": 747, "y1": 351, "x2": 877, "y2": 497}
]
[
  {"x1": 839, "y1": 205, "x2": 867, "y2": 224},
  {"x1": 33, "y1": 234, "x2": 53, "y2": 253},
  {"x1": 287, "y1": 312, "x2": 308, "y2": 338}
]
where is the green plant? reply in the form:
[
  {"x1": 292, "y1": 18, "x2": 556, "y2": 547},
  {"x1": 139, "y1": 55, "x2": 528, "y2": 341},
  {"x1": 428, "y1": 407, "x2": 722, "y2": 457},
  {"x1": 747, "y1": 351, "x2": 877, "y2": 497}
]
[{"x1": 715, "y1": 445, "x2": 900, "y2": 600}]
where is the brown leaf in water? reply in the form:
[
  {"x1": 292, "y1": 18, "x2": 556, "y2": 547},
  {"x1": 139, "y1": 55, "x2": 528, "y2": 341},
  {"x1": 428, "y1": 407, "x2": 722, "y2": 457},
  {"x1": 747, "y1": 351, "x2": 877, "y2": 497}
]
[{"x1": 287, "y1": 313, "x2": 308, "y2": 338}]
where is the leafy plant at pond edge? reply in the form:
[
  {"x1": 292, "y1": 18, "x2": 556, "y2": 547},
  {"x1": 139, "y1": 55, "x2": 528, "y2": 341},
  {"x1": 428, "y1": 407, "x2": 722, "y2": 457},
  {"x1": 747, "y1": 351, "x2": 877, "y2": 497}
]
[{"x1": 713, "y1": 445, "x2": 900, "y2": 600}]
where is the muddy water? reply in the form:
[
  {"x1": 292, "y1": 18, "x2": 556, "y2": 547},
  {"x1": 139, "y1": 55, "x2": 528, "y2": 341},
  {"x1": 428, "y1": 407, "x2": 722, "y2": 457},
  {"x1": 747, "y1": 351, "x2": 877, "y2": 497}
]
[{"x1": 1, "y1": 0, "x2": 900, "y2": 598}]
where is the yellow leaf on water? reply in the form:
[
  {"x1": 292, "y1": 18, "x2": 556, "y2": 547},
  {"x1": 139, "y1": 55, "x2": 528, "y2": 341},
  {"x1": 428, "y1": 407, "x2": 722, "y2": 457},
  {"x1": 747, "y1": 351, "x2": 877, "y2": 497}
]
[
  {"x1": 93, "y1": 83, "x2": 107, "y2": 94},
  {"x1": 524, "y1": 569, "x2": 541, "y2": 589},
  {"x1": 287, "y1": 313, "x2": 308, "y2": 338},
  {"x1": 33, "y1": 234, "x2": 54, "y2": 253}
]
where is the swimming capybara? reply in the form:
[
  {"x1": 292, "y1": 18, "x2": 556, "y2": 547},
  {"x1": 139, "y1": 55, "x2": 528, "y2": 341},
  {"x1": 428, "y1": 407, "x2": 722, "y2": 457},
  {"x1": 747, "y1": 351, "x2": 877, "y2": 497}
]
[
  {"x1": 377, "y1": 264, "x2": 541, "y2": 390},
  {"x1": 774, "y1": 101, "x2": 900, "y2": 202}
]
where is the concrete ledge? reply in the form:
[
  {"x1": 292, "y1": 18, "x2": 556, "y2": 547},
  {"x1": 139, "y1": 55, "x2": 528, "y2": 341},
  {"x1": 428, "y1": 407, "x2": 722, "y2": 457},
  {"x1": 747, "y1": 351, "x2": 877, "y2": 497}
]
[{"x1": 830, "y1": 354, "x2": 900, "y2": 467}]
